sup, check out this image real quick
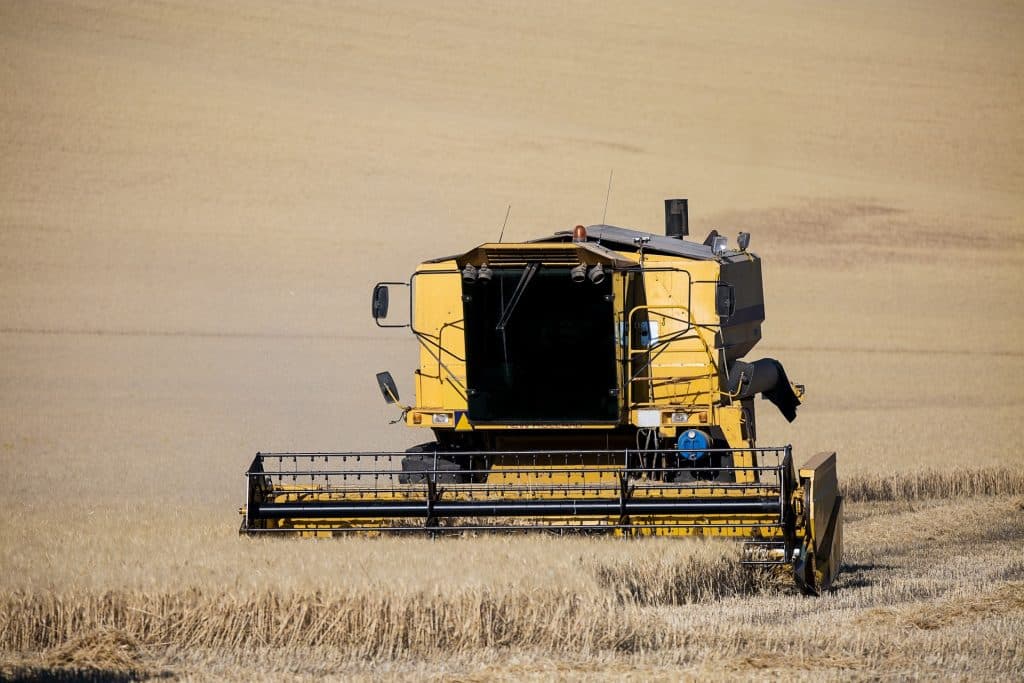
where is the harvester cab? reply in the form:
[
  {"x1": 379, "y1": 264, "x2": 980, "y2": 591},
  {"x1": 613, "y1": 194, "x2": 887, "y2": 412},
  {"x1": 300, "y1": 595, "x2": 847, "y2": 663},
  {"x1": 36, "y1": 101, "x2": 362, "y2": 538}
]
[{"x1": 241, "y1": 199, "x2": 844, "y2": 594}]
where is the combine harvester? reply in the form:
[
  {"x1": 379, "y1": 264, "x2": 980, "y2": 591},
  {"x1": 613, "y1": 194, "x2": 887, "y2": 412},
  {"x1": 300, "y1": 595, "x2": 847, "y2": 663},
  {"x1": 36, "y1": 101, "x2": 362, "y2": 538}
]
[{"x1": 240, "y1": 199, "x2": 843, "y2": 594}]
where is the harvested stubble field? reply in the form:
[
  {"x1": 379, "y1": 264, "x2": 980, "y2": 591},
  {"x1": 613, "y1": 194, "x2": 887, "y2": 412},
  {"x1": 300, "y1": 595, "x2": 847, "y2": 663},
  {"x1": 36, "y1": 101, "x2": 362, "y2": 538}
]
[{"x1": 1, "y1": 0, "x2": 1023, "y2": 680}]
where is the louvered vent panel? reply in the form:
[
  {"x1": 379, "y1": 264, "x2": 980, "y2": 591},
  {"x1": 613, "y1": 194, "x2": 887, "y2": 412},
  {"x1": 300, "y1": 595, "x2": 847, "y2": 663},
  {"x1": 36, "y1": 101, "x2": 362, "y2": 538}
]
[{"x1": 483, "y1": 247, "x2": 578, "y2": 266}]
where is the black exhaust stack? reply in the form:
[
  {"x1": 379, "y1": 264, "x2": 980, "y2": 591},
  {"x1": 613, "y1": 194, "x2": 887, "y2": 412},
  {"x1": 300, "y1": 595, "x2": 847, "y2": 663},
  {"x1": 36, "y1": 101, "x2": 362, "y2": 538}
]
[{"x1": 665, "y1": 198, "x2": 688, "y2": 239}]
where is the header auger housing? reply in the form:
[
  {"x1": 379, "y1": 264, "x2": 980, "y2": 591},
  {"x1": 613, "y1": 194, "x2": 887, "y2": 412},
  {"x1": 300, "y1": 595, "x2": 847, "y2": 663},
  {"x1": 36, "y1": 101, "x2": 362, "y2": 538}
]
[{"x1": 241, "y1": 199, "x2": 844, "y2": 594}]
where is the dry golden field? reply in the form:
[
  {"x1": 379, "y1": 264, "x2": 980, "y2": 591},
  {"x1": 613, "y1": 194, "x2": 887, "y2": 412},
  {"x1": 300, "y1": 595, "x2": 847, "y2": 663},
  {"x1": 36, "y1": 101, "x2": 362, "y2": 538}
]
[{"x1": 1, "y1": 1, "x2": 1023, "y2": 679}]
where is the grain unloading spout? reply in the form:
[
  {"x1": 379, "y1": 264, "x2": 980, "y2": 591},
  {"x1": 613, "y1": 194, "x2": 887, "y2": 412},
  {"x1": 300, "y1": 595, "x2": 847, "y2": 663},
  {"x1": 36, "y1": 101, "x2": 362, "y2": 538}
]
[{"x1": 727, "y1": 359, "x2": 802, "y2": 422}]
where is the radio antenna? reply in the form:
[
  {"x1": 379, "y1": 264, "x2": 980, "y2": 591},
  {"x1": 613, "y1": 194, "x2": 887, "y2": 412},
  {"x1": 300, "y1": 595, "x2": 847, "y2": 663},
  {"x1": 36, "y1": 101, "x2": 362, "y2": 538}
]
[
  {"x1": 601, "y1": 169, "x2": 614, "y2": 225},
  {"x1": 498, "y1": 204, "x2": 511, "y2": 243}
]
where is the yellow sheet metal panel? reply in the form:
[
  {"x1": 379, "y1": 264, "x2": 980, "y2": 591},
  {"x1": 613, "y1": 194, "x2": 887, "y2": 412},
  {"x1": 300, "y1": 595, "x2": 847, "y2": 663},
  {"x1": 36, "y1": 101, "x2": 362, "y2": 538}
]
[
  {"x1": 629, "y1": 258, "x2": 722, "y2": 412},
  {"x1": 412, "y1": 261, "x2": 467, "y2": 411},
  {"x1": 272, "y1": 519, "x2": 784, "y2": 538}
]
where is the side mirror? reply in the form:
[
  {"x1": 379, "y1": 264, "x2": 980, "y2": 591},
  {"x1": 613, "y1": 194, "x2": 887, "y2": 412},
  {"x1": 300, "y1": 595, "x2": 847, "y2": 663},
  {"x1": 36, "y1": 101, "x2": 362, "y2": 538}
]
[
  {"x1": 371, "y1": 284, "x2": 390, "y2": 320},
  {"x1": 371, "y1": 281, "x2": 411, "y2": 327},
  {"x1": 376, "y1": 371, "x2": 400, "y2": 404}
]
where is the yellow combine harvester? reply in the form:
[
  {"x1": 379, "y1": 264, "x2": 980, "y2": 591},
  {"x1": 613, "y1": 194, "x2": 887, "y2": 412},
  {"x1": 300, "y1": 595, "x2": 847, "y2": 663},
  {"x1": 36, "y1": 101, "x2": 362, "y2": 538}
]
[{"x1": 240, "y1": 199, "x2": 843, "y2": 594}]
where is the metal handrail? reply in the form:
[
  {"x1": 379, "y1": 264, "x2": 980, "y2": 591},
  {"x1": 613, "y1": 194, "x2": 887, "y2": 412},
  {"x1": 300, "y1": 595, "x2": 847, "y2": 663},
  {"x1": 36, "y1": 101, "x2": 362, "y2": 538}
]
[{"x1": 626, "y1": 303, "x2": 721, "y2": 412}]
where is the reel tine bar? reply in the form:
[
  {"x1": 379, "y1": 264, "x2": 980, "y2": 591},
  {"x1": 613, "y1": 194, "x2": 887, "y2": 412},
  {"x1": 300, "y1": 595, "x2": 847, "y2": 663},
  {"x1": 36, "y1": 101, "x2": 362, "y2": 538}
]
[{"x1": 242, "y1": 447, "x2": 789, "y2": 534}]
